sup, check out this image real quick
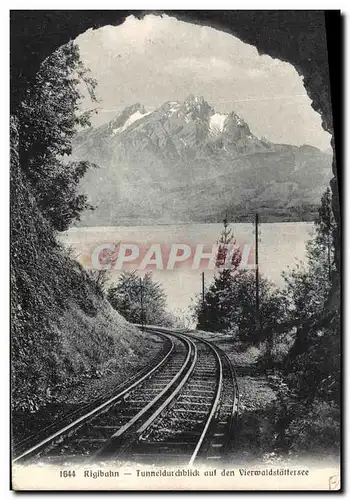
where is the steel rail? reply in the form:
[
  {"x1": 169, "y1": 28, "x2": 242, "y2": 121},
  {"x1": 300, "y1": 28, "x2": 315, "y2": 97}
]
[
  {"x1": 13, "y1": 332, "x2": 175, "y2": 463},
  {"x1": 143, "y1": 327, "x2": 239, "y2": 465},
  {"x1": 215, "y1": 344, "x2": 240, "y2": 429},
  {"x1": 140, "y1": 327, "x2": 225, "y2": 465},
  {"x1": 13, "y1": 332, "x2": 172, "y2": 454},
  {"x1": 188, "y1": 339, "x2": 223, "y2": 466},
  {"x1": 178, "y1": 330, "x2": 240, "y2": 422},
  {"x1": 94, "y1": 333, "x2": 196, "y2": 456},
  {"x1": 137, "y1": 334, "x2": 198, "y2": 437}
]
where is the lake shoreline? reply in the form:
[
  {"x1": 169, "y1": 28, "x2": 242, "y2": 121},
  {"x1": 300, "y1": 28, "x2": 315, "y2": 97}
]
[{"x1": 59, "y1": 222, "x2": 314, "y2": 312}]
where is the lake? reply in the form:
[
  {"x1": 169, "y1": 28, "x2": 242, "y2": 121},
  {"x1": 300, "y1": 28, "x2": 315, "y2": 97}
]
[{"x1": 59, "y1": 222, "x2": 314, "y2": 313}]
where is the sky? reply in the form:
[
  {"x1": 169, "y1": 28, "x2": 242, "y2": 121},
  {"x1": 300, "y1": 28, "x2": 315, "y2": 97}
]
[{"x1": 76, "y1": 14, "x2": 331, "y2": 151}]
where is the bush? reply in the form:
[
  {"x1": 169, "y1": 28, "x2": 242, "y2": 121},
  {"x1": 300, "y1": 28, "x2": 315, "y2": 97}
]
[{"x1": 286, "y1": 399, "x2": 340, "y2": 456}]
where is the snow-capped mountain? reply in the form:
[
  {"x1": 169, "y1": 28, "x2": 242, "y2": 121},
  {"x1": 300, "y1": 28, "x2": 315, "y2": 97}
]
[{"x1": 71, "y1": 95, "x2": 332, "y2": 225}]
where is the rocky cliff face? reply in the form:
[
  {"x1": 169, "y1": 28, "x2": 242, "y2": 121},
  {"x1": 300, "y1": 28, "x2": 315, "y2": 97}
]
[{"x1": 71, "y1": 95, "x2": 332, "y2": 225}]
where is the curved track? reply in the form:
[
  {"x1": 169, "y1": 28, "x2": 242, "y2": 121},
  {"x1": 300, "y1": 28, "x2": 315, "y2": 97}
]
[{"x1": 13, "y1": 327, "x2": 239, "y2": 466}]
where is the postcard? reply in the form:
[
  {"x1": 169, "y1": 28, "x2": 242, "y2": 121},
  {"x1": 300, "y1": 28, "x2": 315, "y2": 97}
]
[{"x1": 10, "y1": 10, "x2": 341, "y2": 491}]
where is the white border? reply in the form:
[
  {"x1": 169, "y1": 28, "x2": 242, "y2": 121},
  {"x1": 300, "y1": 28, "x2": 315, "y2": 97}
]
[{"x1": 2, "y1": 4, "x2": 347, "y2": 499}]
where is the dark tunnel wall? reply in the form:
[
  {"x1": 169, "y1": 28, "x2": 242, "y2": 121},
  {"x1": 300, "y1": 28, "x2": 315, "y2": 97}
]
[{"x1": 10, "y1": 10, "x2": 340, "y2": 273}]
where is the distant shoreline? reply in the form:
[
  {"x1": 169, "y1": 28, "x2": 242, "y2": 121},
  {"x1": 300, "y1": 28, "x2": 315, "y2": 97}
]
[
  {"x1": 74, "y1": 208, "x2": 319, "y2": 228},
  {"x1": 68, "y1": 220, "x2": 314, "y2": 232}
]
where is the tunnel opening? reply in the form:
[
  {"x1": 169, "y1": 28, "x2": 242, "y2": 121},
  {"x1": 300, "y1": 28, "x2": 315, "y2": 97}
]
[{"x1": 10, "y1": 10, "x2": 341, "y2": 470}]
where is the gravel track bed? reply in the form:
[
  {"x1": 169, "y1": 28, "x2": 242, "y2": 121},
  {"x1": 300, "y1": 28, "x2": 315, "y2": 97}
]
[{"x1": 13, "y1": 332, "x2": 164, "y2": 446}]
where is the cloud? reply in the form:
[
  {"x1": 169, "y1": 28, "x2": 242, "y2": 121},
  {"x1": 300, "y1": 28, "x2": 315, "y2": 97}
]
[
  {"x1": 168, "y1": 56, "x2": 233, "y2": 79},
  {"x1": 244, "y1": 68, "x2": 268, "y2": 79}
]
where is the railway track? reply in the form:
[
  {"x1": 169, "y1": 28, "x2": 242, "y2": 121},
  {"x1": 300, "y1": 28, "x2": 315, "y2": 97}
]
[
  {"x1": 13, "y1": 327, "x2": 239, "y2": 467},
  {"x1": 12, "y1": 331, "x2": 172, "y2": 459}
]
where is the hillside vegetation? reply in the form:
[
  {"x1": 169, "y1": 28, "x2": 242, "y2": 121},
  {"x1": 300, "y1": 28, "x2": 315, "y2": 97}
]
[
  {"x1": 192, "y1": 204, "x2": 340, "y2": 460},
  {"x1": 11, "y1": 131, "x2": 154, "y2": 416},
  {"x1": 10, "y1": 44, "x2": 155, "y2": 423}
]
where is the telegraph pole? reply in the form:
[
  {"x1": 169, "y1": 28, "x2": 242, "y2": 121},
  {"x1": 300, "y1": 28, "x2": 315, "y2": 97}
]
[
  {"x1": 140, "y1": 276, "x2": 144, "y2": 332},
  {"x1": 255, "y1": 213, "x2": 260, "y2": 333},
  {"x1": 201, "y1": 272, "x2": 205, "y2": 307}
]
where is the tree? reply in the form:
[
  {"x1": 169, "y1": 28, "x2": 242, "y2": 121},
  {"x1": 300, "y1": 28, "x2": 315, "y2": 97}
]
[
  {"x1": 282, "y1": 189, "x2": 336, "y2": 359},
  {"x1": 193, "y1": 216, "x2": 288, "y2": 347},
  {"x1": 271, "y1": 207, "x2": 340, "y2": 455},
  {"x1": 107, "y1": 271, "x2": 170, "y2": 326},
  {"x1": 216, "y1": 215, "x2": 240, "y2": 269},
  {"x1": 194, "y1": 267, "x2": 286, "y2": 342},
  {"x1": 86, "y1": 269, "x2": 110, "y2": 295},
  {"x1": 195, "y1": 270, "x2": 236, "y2": 332},
  {"x1": 195, "y1": 217, "x2": 241, "y2": 331},
  {"x1": 314, "y1": 187, "x2": 336, "y2": 281},
  {"x1": 229, "y1": 271, "x2": 287, "y2": 342},
  {"x1": 17, "y1": 41, "x2": 97, "y2": 231},
  {"x1": 280, "y1": 189, "x2": 339, "y2": 402}
]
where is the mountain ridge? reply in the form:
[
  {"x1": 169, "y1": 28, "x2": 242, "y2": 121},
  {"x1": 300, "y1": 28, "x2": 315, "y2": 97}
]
[{"x1": 70, "y1": 95, "x2": 332, "y2": 225}]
